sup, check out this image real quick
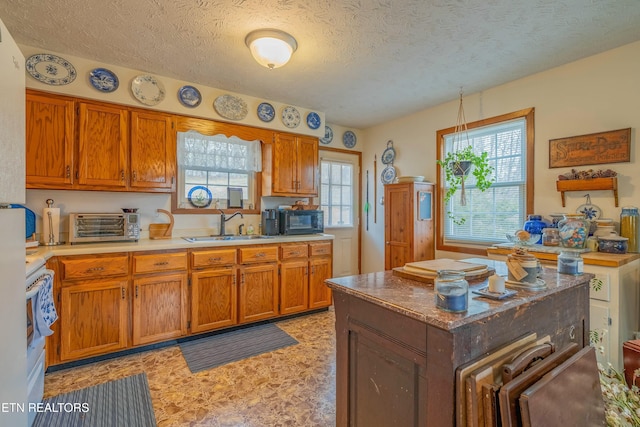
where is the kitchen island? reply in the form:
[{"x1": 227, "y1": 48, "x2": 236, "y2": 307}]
[{"x1": 325, "y1": 264, "x2": 592, "y2": 427}]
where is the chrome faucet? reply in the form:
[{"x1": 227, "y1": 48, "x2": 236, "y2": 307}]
[{"x1": 219, "y1": 209, "x2": 244, "y2": 236}]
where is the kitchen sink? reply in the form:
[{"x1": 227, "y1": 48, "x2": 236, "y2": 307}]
[{"x1": 182, "y1": 235, "x2": 272, "y2": 243}]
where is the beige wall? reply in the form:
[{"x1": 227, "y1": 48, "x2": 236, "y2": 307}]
[{"x1": 361, "y1": 40, "x2": 640, "y2": 273}]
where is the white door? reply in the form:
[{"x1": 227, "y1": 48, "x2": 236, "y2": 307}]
[{"x1": 319, "y1": 150, "x2": 360, "y2": 277}]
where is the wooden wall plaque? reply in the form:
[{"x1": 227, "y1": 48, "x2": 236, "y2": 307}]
[{"x1": 549, "y1": 128, "x2": 631, "y2": 168}]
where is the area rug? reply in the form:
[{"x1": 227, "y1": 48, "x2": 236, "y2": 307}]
[
  {"x1": 32, "y1": 373, "x2": 155, "y2": 427},
  {"x1": 179, "y1": 323, "x2": 298, "y2": 373}
]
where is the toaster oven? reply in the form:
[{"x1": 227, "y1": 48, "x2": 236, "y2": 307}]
[{"x1": 69, "y1": 213, "x2": 140, "y2": 244}]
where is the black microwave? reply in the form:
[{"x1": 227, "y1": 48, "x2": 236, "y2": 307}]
[{"x1": 279, "y1": 209, "x2": 324, "y2": 235}]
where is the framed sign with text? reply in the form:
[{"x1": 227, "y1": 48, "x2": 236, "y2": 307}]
[{"x1": 549, "y1": 128, "x2": 631, "y2": 168}]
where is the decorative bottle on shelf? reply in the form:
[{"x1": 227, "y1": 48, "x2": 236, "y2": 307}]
[
  {"x1": 434, "y1": 270, "x2": 468, "y2": 313},
  {"x1": 620, "y1": 207, "x2": 640, "y2": 253},
  {"x1": 557, "y1": 214, "x2": 590, "y2": 249},
  {"x1": 523, "y1": 214, "x2": 548, "y2": 244}
]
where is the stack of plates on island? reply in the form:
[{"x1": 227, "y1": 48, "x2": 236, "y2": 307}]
[{"x1": 403, "y1": 258, "x2": 489, "y2": 278}]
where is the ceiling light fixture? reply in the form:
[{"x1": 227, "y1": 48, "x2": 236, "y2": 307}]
[{"x1": 245, "y1": 29, "x2": 298, "y2": 69}]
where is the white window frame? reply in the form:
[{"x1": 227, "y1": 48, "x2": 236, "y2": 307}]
[{"x1": 436, "y1": 108, "x2": 535, "y2": 255}]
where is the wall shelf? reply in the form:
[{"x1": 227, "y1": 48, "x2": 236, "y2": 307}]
[{"x1": 556, "y1": 177, "x2": 618, "y2": 207}]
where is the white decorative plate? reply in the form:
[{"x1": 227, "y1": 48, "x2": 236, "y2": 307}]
[
  {"x1": 26, "y1": 53, "x2": 77, "y2": 85},
  {"x1": 306, "y1": 112, "x2": 321, "y2": 130},
  {"x1": 343, "y1": 130, "x2": 357, "y2": 148},
  {"x1": 178, "y1": 85, "x2": 202, "y2": 108},
  {"x1": 89, "y1": 68, "x2": 118, "y2": 92},
  {"x1": 381, "y1": 140, "x2": 396, "y2": 164},
  {"x1": 282, "y1": 106, "x2": 301, "y2": 128},
  {"x1": 214, "y1": 95, "x2": 248, "y2": 120},
  {"x1": 257, "y1": 102, "x2": 275, "y2": 122},
  {"x1": 320, "y1": 126, "x2": 333, "y2": 144},
  {"x1": 131, "y1": 75, "x2": 165, "y2": 106}
]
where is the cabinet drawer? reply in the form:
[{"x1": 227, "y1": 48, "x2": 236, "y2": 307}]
[
  {"x1": 239, "y1": 246, "x2": 279, "y2": 264},
  {"x1": 191, "y1": 249, "x2": 237, "y2": 268},
  {"x1": 309, "y1": 241, "x2": 332, "y2": 257},
  {"x1": 133, "y1": 252, "x2": 187, "y2": 274},
  {"x1": 280, "y1": 244, "x2": 308, "y2": 260},
  {"x1": 60, "y1": 254, "x2": 129, "y2": 280}
]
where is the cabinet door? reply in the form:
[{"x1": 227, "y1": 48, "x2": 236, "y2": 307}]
[
  {"x1": 132, "y1": 273, "x2": 188, "y2": 345},
  {"x1": 191, "y1": 267, "x2": 238, "y2": 333},
  {"x1": 280, "y1": 260, "x2": 309, "y2": 315},
  {"x1": 238, "y1": 263, "x2": 279, "y2": 323},
  {"x1": 309, "y1": 257, "x2": 333, "y2": 309},
  {"x1": 60, "y1": 279, "x2": 128, "y2": 361},
  {"x1": 296, "y1": 136, "x2": 319, "y2": 196},
  {"x1": 272, "y1": 133, "x2": 298, "y2": 194},
  {"x1": 130, "y1": 110, "x2": 175, "y2": 191},
  {"x1": 77, "y1": 102, "x2": 129, "y2": 188},
  {"x1": 385, "y1": 185, "x2": 412, "y2": 270},
  {"x1": 26, "y1": 92, "x2": 75, "y2": 188}
]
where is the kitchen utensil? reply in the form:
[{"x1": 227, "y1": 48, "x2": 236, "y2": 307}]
[
  {"x1": 149, "y1": 209, "x2": 174, "y2": 240},
  {"x1": 365, "y1": 170, "x2": 370, "y2": 231},
  {"x1": 373, "y1": 154, "x2": 377, "y2": 223}
]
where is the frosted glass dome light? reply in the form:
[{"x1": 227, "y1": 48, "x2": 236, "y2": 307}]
[{"x1": 245, "y1": 29, "x2": 298, "y2": 69}]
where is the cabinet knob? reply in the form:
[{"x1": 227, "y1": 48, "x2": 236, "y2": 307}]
[
  {"x1": 65, "y1": 165, "x2": 70, "y2": 178},
  {"x1": 120, "y1": 170, "x2": 125, "y2": 181}
]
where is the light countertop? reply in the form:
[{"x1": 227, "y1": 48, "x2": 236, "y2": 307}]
[
  {"x1": 28, "y1": 233, "x2": 334, "y2": 261},
  {"x1": 487, "y1": 243, "x2": 640, "y2": 267}
]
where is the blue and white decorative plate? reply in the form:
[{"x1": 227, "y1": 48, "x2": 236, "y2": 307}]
[
  {"x1": 306, "y1": 112, "x2": 321, "y2": 130},
  {"x1": 26, "y1": 54, "x2": 77, "y2": 86},
  {"x1": 89, "y1": 68, "x2": 119, "y2": 93},
  {"x1": 320, "y1": 125, "x2": 333, "y2": 145},
  {"x1": 282, "y1": 106, "x2": 301, "y2": 128},
  {"x1": 343, "y1": 130, "x2": 357, "y2": 148},
  {"x1": 257, "y1": 102, "x2": 275, "y2": 122},
  {"x1": 131, "y1": 75, "x2": 165, "y2": 106},
  {"x1": 178, "y1": 85, "x2": 202, "y2": 108},
  {"x1": 214, "y1": 94, "x2": 248, "y2": 120},
  {"x1": 187, "y1": 185, "x2": 213, "y2": 208},
  {"x1": 381, "y1": 165, "x2": 396, "y2": 184}
]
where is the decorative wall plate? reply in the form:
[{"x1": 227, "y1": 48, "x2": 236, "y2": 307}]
[
  {"x1": 343, "y1": 130, "x2": 357, "y2": 148},
  {"x1": 187, "y1": 185, "x2": 213, "y2": 208},
  {"x1": 131, "y1": 75, "x2": 165, "y2": 106},
  {"x1": 257, "y1": 102, "x2": 275, "y2": 122},
  {"x1": 306, "y1": 112, "x2": 321, "y2": 130},
  {"x1": 381, "y1": 165, "x2": 396, "y2": 184},
  {"x1": 89, "y1": 68, "x2": 118, "y2": 93},
  {"x1": 26, "y1": 53, "x2": 77, "y2": 85},
  {"x1": 214, "y1": 94, "x2": 248, "y2": 120},
  {"x1": 282, "y1": 106, "x2": 301, "y2": 128},
  {"x1": 178, "y1": 85, "x2": 202, "y2": 108},
  {"x1": 320, "y1": 125, "x2": 333, "y2": 144},
  {"x1": 381, "y1": 140, "x2": 396, "y2": 164}
]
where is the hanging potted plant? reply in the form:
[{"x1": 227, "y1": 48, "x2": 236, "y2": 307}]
[{"x1": 436, "y1": 90, "x2": 494, "y2": 225}]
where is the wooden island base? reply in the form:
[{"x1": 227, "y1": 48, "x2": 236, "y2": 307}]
[{"x1": 326, "y1": 266, "x2": 591, "y2": 427}]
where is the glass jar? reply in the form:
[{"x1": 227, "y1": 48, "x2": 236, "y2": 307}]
[
  {"x1": 557, "y1": 214, "x2": 590, "y2": 249},
  {"x1": 558, "y1": 251, "x2": 584, "y2": 275},
  {"x1": 523, "y1": 214, "x2": 548, "y2": 244},
  {"x1": 620, "y1": 207, "x2": 640, "y2": 253},
  {"x1": 542, "y1": 228, "x2": 560, "y2": 246},
  {"x1": 549, "y1": 213, "x2": 565, "y2": 228},
  {"x1": 434, "y1": 270, "x2": 468, "y2": 312}
]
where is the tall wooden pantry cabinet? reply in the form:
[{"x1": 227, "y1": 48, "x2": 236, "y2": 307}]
[{"x1": 384, "y1": 182, "x2": 435, "y2": 270}]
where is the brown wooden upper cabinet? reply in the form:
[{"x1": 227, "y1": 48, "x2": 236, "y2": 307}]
[
  {"x1": 26, "y1": 90, "x2": 175, "y2": 193},
  {"x1": 262, "y1": 132, "x2": 319, "y2": 197}
]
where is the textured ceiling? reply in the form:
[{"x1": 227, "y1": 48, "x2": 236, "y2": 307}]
[{"x1": 1, "y1": 0, "x2": 640, "y2": 128}]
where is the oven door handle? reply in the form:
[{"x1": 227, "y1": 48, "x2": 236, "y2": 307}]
[{"x1": 26, "y1": 270, "x2": 54, "y2": 300}]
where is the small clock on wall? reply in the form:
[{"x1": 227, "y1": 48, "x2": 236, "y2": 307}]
[{"x1": 187, "y1": 185, "x2": 213, "y2": 208}]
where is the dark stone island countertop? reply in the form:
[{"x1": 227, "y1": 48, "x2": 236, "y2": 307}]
[{"x1": 325, "y1": 259, "x2": 594, "y2": 331}]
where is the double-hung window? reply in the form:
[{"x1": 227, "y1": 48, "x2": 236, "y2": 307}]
[
  {"x1": 176, "y1": 131, "x2": 261, "y2": 210},
  {"x1": 437, "y1": 108, "x2": 534, "y2": 253},
  {"x1": 320, "y1": 159, "x2": 354, "y2": 227}
]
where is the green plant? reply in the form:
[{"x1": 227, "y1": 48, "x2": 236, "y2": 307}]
[{"x1": 437, "y1": 144, "x2": 494, "y2": 225}]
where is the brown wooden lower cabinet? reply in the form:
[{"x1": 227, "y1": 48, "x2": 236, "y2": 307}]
[
  {"x1": 309, "y1": 256, "x2": 333, "y2": 308},
  {"x1": 190, "y1": 267, "x2": 238, "y2": 333},
  {"x1": 132, "y1": 272, "x2": 188, "y2": 346},
  {"x1": 280, "y1": 259, "x2": 310, "y2": 315},
  {"x1": 238, "y1": 263, "x2": 279, "y2": 323},
  {"x1": 59, "y1": 279, "x2": 129, "y2": 361}
]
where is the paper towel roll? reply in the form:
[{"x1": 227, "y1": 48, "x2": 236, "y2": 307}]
[{"x1": 42, "y1": 208, "x2": 60, "y2": 245}]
